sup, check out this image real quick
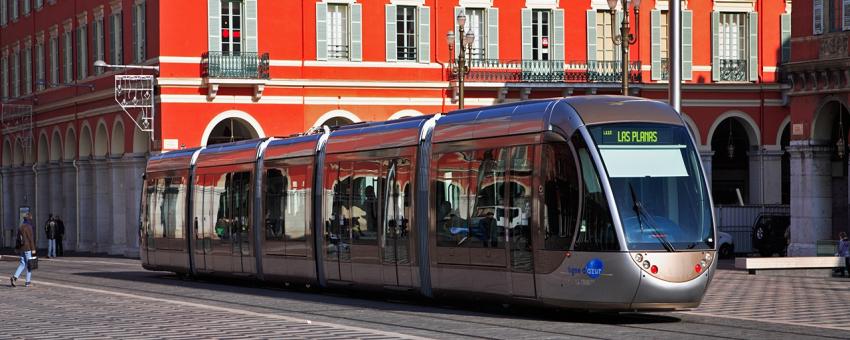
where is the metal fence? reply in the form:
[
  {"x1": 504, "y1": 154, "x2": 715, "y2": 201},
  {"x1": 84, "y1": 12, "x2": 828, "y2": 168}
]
[
  {"x1": 457, "y1": 59, "x2": 642, "y2": 83},
  {"x1": 201, "y1": 51, "x2": 271, "y2": 79},
  {"x1": 714, "y1": 204, "x2": 789, "y2": 254}
]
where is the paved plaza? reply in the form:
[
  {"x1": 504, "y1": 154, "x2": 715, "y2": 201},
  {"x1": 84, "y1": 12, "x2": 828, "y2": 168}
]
[{"x1": 0, "y1": 256, "x2": 848, "y2": 339}]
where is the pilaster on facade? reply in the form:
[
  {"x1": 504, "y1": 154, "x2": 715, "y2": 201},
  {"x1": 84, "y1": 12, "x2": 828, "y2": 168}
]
[{"x1": 787, "y1": 141, "x2": 835, "y2": 256}]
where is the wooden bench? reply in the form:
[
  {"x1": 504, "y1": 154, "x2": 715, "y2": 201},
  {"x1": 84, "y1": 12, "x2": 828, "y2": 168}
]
[{"x1": 735, "y1": 257, "x2": 846, "y2": 277}]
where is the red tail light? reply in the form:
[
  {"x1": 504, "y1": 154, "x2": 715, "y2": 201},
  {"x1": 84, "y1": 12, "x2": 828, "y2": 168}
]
[
  {"x1": 650, "y1": 265, "x2": 658, "y2": 274},
  {"x1": 695, "y1": 264, "x2": 702, "y2": 273}
]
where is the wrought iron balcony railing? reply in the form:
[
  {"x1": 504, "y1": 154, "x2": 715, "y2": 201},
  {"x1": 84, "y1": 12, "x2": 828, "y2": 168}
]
[
  {"x1": 719, "y1": 59, "x2": 747, "y2": 82},
  {"x1": 202, "y1": 51, "x2": 270, "y2": 79},
  {"x1": 454, "y1": 59, "x2": 642, "y2": 83}
]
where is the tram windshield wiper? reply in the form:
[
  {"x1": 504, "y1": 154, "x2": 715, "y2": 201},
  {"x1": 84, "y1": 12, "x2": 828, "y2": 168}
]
[{"x1": 629, "y1": 183, "x2": 676, "y2": 252}]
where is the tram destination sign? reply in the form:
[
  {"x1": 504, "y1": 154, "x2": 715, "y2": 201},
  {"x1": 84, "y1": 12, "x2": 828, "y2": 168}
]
[{"x1": 598, "y1": 126, "x2": 673, "y2": 145}]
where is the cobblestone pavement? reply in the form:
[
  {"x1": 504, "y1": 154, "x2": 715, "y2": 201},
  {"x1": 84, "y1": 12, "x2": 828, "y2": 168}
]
[{"x1": 0, "y1": 256, "x2": 848, "y2": 339}]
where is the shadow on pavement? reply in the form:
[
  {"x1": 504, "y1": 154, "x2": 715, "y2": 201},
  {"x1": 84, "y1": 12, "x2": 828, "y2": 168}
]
[{"x1": 66, "y1": 269, "x2": 681, "y2": 327}]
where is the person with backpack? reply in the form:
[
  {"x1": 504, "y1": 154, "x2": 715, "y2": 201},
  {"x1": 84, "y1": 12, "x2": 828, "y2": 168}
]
[
  {"x1": 11, "y1": 213, "x2": 36, "y2": 288},
  {"x1": 45, "y1": 214, "x2": 57, "y2": 259}
]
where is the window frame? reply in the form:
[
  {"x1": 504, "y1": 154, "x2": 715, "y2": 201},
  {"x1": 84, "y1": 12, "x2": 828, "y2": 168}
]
[
  {"x1": 396, "y1": 5, "x2": 418, "y2": 61},
  {"x1": 531, "y1": 9, "x2": 550, "y2": 61},
  {"x1": 220, "y1": 0, "x2": 243, "y2": 54},
  {"x1": 327, "y1": 3, "x2": 350, "y2": 60}
]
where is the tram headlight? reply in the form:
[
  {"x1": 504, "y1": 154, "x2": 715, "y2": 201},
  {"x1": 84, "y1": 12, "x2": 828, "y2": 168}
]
[
  {"x1": 642, "y1": 260, "x2": 650, "y2": 269},
  {"x1": 704, "y1": 252, "x2": 712, "y2": 261},
  {"x1": 635, "y1": 254, "x2": 643, "y2": 263}
]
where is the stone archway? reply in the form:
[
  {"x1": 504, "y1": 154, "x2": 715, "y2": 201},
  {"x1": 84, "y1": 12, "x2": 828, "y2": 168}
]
[
  {"x1": 2, "y1": 139, "x2": 11, "y2": 167},
  {"x1": 65, "y1": 128, "x2": 77, "y2": 160},
  {"x1": 312, "y1": 109, "x2": 361, "y2": 129},
  {"x1": 50, "y1": 130, "x2": 63, "y2": 162},
  {"x1": 80, "y1": 125, "x2": 93, "y2": 159},
  {"x1": 37, "y1": 133, "x2": 50, "y2": 165},
  {"x1": 811, "y1": 100, "x2": 850, "y2": 239},
  {"x1": 111, "y1": 120, "x2": 126, "y2": 156},
  {"x1": 709, "y1": 116, "x2": 758, "y2": 205},
  {"x1": 12, "y1": 139, "x2": 24, "y2": 165},
  {"x1": 205, "y1": 118, "x2": 259, "y2": 146},
  {"x1": 94, "y1": 122, "x2": 109, "y2": 158}
]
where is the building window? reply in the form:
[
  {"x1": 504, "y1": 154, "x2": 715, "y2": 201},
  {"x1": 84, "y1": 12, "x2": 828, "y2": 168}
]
[
  {"x1": 464, "y1": 8, "x2": 485, "y2": 61},
  {"x1": 63, "y1": 29, "x2": 72, "y2": 83},
  {"x1": 133, "y1": 1, "x2": 146, "y2": 62},
  {"x1": 93, "y1": 18, "x2": 105, "y2": 74},
  {"x1": 396, "y1": 5, "x2": 417, "y2": 61},
  {"x1": 221, "y1": 0, "x2": 242, "y2": 54},
  {"x1": 35, "y1": 0, "x2": 42, "y2": 10},
  {"x1": 22, "y1": 0, "x2": 29, "y2": 16},
  {"x1": 659, "y1": 10, "x2": 668, "y2": 80},
  {"x1": 531, "y1": 9, "x2": 550, "y2": 60},
  {"x1": 1, "y1": 55, "x2": 8, "y2": 100},
  {"x1": 110, "y1": 11, "x2": 123, "y2": 64},
  {"x1": 11, "y1": 50, "x2": 19, "y2": 98},
  {"x1": 10, "y1": 0, "x2": 18, "y2": 21},
  {"x1": 77, "y1": 24, "x2": 88, "y2": 80},
  {"x1": 23, "y1": 45, "x2": 31, "y2": 94},
  {"x1": 49, "y1": 34, "x2": 58, "y2": 86},
  {"x1": 35, "y1": 41, "x2": 44, "y2": 90},
  {"x1": 327, "y1": 3, "x2": 349, "y2": 60},
  {"x1": 1, "y1": 0, "x2": 7, "y2": 26},
  {"x1": 718, "y1": 12, "x2": 747, "y2": 81}
]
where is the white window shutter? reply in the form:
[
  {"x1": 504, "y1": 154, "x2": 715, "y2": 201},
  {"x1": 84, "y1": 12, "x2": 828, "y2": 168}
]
[
  {"x1": 748, "y1": 12, "x2": 758, "y2": 82},
  {"x1": 521, "y1": 9, "x2": 531, "y2": 60},
  {"x1": 316, "y1": 3, "x2": 327, "y2": 61},
  {"x1": 814, "y1": 0, "x2": 824, "y2": 35},
  {"x1": 711, "y1": 11, "x2": 720, "y2": 81},
  {"x1": 418, "y1": 6, "x2": 430, "y2": 63},
  {"x1": 844, "y1": 0, "x2": 850, "y2": 31},
  {"x1": 1, "y1": 0, "x2": 7, "y2": 26},
  {"x1": 208, "y1": 0, "x2": 221, "y2": 52},
  {"x1": 487, "y1": 7, "x2": 499, "y2": 61},
  {"x1": 683, "y1": 10, "x2": 693, "y2": 81},
  {"x1": 350, "y1": 4, "x2": 362, "y2": 62},
  {"x1": 586, "y1": 10, "x2": 596, "y2": 62},
  {"x1": 385, "y1": 5, "x2": 396, "y2": 62},
  {"x1": 553, "y1": 9, "x2": 564, "y2": 61},
  {"x1": 781, "y1": 13, "x2": 791, "y2": 63},
  {"x1": 615, "y1": 11, "x2": 623, "y2": 61},
  {"x1": 245, "y1": 0, "x2": 257, "y2": 52},
  {"x1": 651, "y1": 10, "x2": 661, "y2": 80}
]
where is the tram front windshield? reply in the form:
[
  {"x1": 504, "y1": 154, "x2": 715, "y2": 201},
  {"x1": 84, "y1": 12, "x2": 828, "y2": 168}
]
[{"x1": 589, "y1": 123, "x2": 714, "y2": 251}]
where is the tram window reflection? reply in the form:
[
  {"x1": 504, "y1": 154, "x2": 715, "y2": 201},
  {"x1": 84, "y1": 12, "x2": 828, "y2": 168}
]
[
  {"x1": 508, "y1": 146, "x2": 534, "y2": 272},
  {"x1": 155, "y1": 177, "x2": 186, "y2": 241},
  {"x1": 572, "y1": 135, "x2": 619, "y2": 251},
  {"x1": 435, "y1": 152, "x2": 471, "y2": 247},
  {"x1": 352, "y1": 161, "x2": 381, "y2": 245},
  {"x1": 470, "y1": 148, "x2": 507, "y2": 249},
  {"x1": 542, "y1": 143, "x2": 580, "y2": 250}
]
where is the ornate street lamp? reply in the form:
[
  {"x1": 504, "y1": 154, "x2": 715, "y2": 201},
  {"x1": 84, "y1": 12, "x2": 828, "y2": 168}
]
[
  {"x1": 447, "y1": 13, "x2": 475, "y2": 109},
  {"x1": 838, "y1": 112, "x2": 846, "y2": 159},
  {"x1": 608, "y1": 0, "x2": 641, "y2": 95}
]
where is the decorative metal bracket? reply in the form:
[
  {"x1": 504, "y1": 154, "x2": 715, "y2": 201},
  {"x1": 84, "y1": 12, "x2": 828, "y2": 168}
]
[{"x1": 114, "y1": 74, "x2": 155, "y2": 139}]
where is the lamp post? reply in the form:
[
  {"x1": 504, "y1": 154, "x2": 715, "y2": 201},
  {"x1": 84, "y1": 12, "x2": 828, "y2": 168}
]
[
  {"x1": 608, "y1": 0, "x2": 640, "y2": 95},
  {"x1": 447, "y1": 13, "x2": 475, "y2": 109},
  {"x1": 93, "y1": 59, "x2": 160, "y2": 72},
  {"x1": 93, "y1": 59, "x2": 158, "y2": 133}
]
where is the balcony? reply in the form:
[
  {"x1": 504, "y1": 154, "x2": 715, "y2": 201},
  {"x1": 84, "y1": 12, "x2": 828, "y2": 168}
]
[
  {"x1": 719, "y1": 59, "x2": 748, "y2": 82},
  {"x1": 202, "y1": 51, "x2": 270, "y2": 79},
  {"x1": 201, "y1": 51, "x2": 270, "y2": 100},
  {"x1": 452, "y1": 59, "x2": 642, "y2": 84}
]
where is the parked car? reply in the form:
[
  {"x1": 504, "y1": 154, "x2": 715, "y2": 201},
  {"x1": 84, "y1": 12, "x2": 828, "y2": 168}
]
[
  {"x1": 717, "y1": 231, "x2": 734, "y2": 258},
  {"x1": 751, "y1": 213, "x2": 791, "y2": 257}
]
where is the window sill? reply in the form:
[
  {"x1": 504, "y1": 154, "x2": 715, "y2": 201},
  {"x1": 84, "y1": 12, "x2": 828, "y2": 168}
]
[{"x1": 204, "y1": 78, "x2": 267, "y2": 101}]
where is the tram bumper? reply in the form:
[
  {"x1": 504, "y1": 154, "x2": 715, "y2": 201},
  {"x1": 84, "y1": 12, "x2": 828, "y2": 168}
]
[{"x1": 629, "y1": 255, "x2": 716, "y2": 310}]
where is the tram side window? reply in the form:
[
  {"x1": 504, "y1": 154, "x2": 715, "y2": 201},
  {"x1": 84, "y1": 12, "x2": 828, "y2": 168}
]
[
  {"x1": 159, "y1": 177, "x2": 186, "y2": 240},
  {"x1": 265, "y1": 160, "x2": 311, "y2": 256},
  {"x1": 572, "y1": 134, "x2": 619, "y2": 251},
  {"x1": 436, "y1": 152, "x2": 472, "y2": 247},
  {"x1": 470, "y1": 148, "x2": 508, "y2": 248},
  {"x1": 142, "y1": 178, "x2": 159, "y2": 248},
  {"x1": 352, "y1": 161, "x2": 381, "y2": 245},
  {"x1": 213, "y1": 171, "x2": 252, "y2": 244},
  {"x1": 543, "y1": 143, "x2": 580, "y2": 250}
]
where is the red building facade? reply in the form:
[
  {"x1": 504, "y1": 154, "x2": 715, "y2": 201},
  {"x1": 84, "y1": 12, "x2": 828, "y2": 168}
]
[{"x1": 0, "y1": 0, "x2": 793, "y2": 256}]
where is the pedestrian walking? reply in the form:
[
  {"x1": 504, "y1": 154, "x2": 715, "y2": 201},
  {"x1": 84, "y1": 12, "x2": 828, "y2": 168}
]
[
  {"x1": 837, "y1": 232, "x2": 850, "y2": 277},
  {"x1": 55, "y1": 215, "x2": 65, "y2": 257},
  {"x1": 11, "y1": 214, "x2": 36, "y2": 287},
  {"x1": 44, "y1": 214, "x2": 57, "y2": 258}
]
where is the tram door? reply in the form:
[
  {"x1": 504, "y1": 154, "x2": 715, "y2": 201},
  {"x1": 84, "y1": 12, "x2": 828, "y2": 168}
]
[
  {"x1": 325, "y1": 162, "x2": 354, "y2": 282},
  {"x1": 192, "y1": 175, "x2": 211, "y2": 273},
  {"x1": 507, "y1": 146, "x2": 536, "y2": 298},
  {"x1": 209, "y1": 170, "x2": 254, "y2": 274},
  {"x1": 380, "y1": 159, "x2": 413, "y2": 287}
]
